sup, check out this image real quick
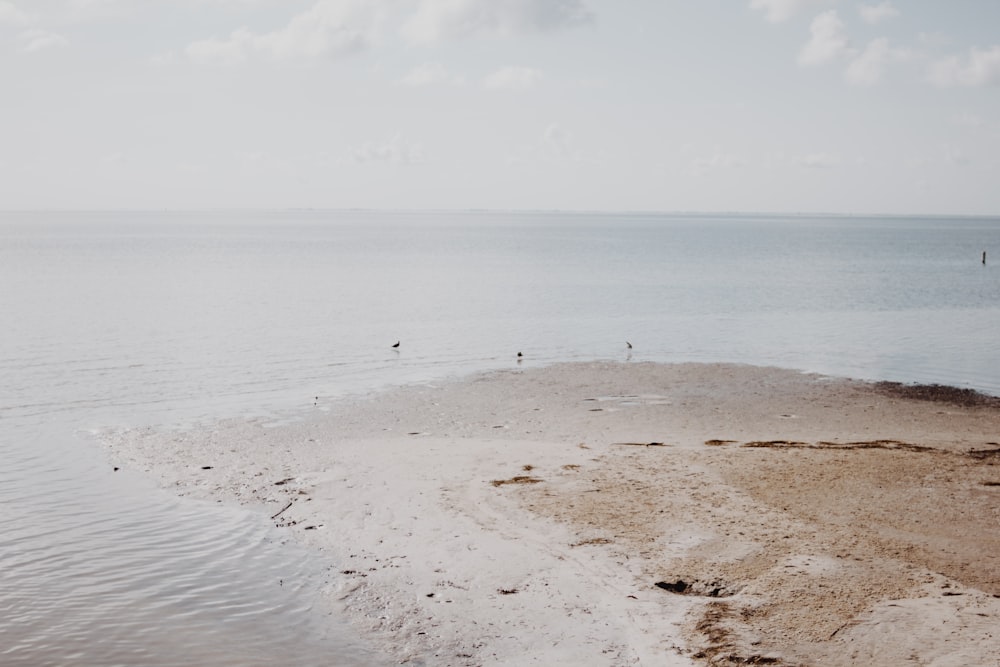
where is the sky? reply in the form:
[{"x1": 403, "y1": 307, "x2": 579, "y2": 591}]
[{"x1": 1, "y1": 0, "x2": 999, "y2": 214}]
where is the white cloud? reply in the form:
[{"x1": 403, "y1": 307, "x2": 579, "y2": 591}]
[
  {"x1": 845, "y1": 38, "x2": 909, "y2": 86},
  {"x1": 952, "y1": 112, "x2": 984, "y2": 129},
  {"x1": 401, "y1": 0, "x2": 593, "y2": 44},
  {"x1": 181, "y1": 0, "x2": 593, "y2": 66},
  {"x1": 177, "y1": 161, "x2": 210, "y2": 176},
  {"x1": 185, "y1": 28, "x2": 253, "y2": 65},
  {"x1": 151, "y1": 50, "x2": 179, "y2": 66},
  {"x1": 798, "y1": 11, "x2": 852, "y2": 66},
  {"x1": 859, "y1": 2, "x2": 899, "y2": 25},
  {"x1": 917, "y1": 32, "x2": 950, "y2": 48},
  {"x1": 18, "y1": 29, "x2": 69, "y2": 53},
  {"x1": 929, "y1": 46, "x2": 1000, "y2": 87},
  {"x1": 352, "y1": 135, "x2": 425, "y2": 165},
  {"x1": 400, "y1": 62, "x2": 463, "y2": 86},
  {"x1": 944, "y1": 144, "x2": 970, "y2": 167},
  {"x1": 749, "y1": 0, "x2": 818, "y2": 23},
  {"x1": 799, "y1": 152, "x2": 838, "y2": 168},
  {"x1": 67, "y1": 0, "x2": 121, "y2": 11},
  {"x1": 184, "y1": 1, "x2": 376, "y2": 65},
  {"x1": 60, "y1": 0, "x2": 138, "y2": 21},
  {"x1": 482, "y1": 66, "x2": 543, "y2": 90},
  {"x1": 237, "y1": 150, "x2": 267, "y2": 164},
  {"x1": 507, "y1": 122, "x2": 587, "y2": 165},
  {"x1": 690, "y1": 151, "x2": 748, "y2": 176},
  {"x1": 544, "y1": 123, "x2": 573, "y2": 157},
  {"x1": 0, "y1": 1, "x2": 30, "y2": 24}
]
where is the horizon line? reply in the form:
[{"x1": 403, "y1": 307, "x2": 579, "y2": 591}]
[{"x1": 2, "y1": 207, "x2": 999, "y2": 219}]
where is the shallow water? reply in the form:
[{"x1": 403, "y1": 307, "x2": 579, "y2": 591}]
[
  {"x1": 1, "y1": 210, "x2": 998, "y2": 665},
  {"x1": 0, "y1": 423, "x2": 383, "y2": 667},
  {"x1": 2, "y1": 211, "x2": 998, "y2": 423}
]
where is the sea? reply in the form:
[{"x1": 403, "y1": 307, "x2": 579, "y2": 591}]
[{"x1": 1, "y1": 210, "x2": 998, "y2": 666}]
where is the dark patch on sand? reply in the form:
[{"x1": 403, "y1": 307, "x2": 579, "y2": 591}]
[
  {"x1": 814, "y1": 440, "x2": 936, "y2": 453},
  {"x1": 690, "y1": 602, "x2": 788, "y2": 665},
  {"x1": 570, "y1": 537, "x2": 612, "y2": 548},
  {"x1": 968, "y1": 447, "x2": 1000, "y2": 462},
  {"x1": 744, "y1": 439, "x2": 936, "y2": 453},
  {"x1": 874, "y1": 382, "x2": 1000, "y2": 408},
  {"x1": 655, "y1": 579, "x2": 738, "y2": 598},
  {"x1": 490, "y1": 476, "x2": 543, "y2": 487}
]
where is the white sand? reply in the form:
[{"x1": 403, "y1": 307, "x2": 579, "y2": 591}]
[{"x1": 102, "y1": 362, "x2": 1000, "y2": 666}]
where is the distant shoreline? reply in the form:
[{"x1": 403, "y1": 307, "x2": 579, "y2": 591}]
[{"x1": 3, "y1": 208, "x2": 1000, "y2": 219}]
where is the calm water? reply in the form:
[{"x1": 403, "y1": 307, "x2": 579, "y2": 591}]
[{"x1": 2, "y1": 210, "x2": 999, "y2": 665}]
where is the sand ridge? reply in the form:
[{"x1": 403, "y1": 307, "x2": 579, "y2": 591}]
[{"x1": 102, "y1": 362, "x2": 1000, "y2": 666}]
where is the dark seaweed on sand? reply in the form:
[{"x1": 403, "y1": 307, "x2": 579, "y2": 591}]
[{"x1": 874, "y1": 382, "x2": 1000, "y2": 408}]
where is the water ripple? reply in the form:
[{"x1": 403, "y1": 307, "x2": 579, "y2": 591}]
[{"x1": 0, "y1": 428, "x2": 383, "y2": 667}]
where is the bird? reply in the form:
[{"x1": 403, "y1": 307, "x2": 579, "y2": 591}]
[
  {"x1": 517, "y1": 352, "x2": 523, "y2": 362},
  {"x1": 626, "y1": 341, "x2": 632, "y2": 349},
  {"x1": 392, "y1": 341, "x2": 400, "y2": 349}
]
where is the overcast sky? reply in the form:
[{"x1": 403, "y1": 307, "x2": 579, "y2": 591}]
[{"x1": 2, "y1": 0, "x2": 999, "y2": 214}]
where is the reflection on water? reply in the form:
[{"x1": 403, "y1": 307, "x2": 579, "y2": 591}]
[{"x1": 0, "y1": 426, "x2": 382, "y2": 667}]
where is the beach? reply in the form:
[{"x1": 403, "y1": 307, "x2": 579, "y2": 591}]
[{"x1": 102, "y1": 362, "x2": 1000, "y2": 666}]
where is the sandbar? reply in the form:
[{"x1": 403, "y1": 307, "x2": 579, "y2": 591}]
[{"x1": 102, "y1": 362, "x2": 1000, "y2": 666}]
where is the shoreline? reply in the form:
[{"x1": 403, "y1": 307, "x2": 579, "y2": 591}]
[{"x1": 102, "y1": 362, "x2": 1000, "y2": 665}]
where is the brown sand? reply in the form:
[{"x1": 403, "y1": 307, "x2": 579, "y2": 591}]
[{"x1": 101, "y1": 362, "x2": 1000, "y2": 666}]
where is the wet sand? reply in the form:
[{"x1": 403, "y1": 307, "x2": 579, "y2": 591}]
[{"x1": 102, "y1": 362, "x2": 1000, "y2": 666}]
